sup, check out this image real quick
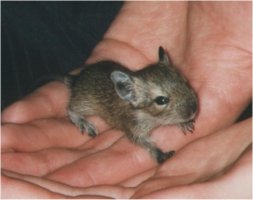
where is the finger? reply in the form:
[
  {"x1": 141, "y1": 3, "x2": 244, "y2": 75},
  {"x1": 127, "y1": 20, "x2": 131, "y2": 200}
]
[
  {"x1": 1, "y1": 173, "x2": 65, "y2": 198},
  {"x1": 2, "y1": 118, "x2": 88, "y2": 152},
  {"x1": 132, "y1": 174, "x2": 195, "y2": 198},
  {"x1": 120, "y1": 168, "x2": 157, "y2": 187},
  {"x1": 132, "y1": 118, "x2": 252, "y2": 198},
  {"x1": 73, "y1": 185, "x2": 134, "y2": 199},
  {"x1": 77, "y1": 128, "x2": 124, "y2": 151},
  {"x1": 156, "y1": 118, "x2": 252, "y2": 178},
  {"x1": 139, "y1": 149, "x2": 252, "y2": 199},
  {"x1": 2, "y1": 115, "x2": 111, "y2": 152},
  {"x1": 45, "y1": 136, "x2": 156, "y2": 187},
  {"x1": 2, "y1": 170, "x2": 134, "y2": 199},
  {"x1": 2, "y1": 148, "x2": 86, "y2": 176},
  {"x1": 2, "y1": 82, "x2": 68, "y2": 123},
  {"x1": 2, "y1": 129, "x2": 123, "y2": 176}
]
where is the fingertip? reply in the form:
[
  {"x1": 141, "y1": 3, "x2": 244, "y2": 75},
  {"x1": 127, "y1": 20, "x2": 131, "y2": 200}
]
[
  {"x1": 2, "y1": 82, "x2": 69, "y2": 123},
  {"x1": 1, "y1": 123, "x2": 16, "y2": 152},
  {"x1": 2, "y1": 100, "x2": 29, "y2": 123}
]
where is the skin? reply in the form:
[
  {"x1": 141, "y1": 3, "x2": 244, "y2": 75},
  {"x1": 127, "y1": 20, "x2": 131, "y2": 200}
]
[{"x1": 1, "y1": 1, "x2": 252, "y2": 198}]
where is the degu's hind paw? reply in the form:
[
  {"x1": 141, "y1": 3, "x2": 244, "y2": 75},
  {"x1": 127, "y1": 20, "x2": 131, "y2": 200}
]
[{"x1": 156, "y1": 150, "x2": 175, "y2": 164}]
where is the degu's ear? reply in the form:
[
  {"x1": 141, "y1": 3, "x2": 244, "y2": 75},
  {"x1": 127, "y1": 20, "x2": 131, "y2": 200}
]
[
  {"x1": 158, "y1": 46, "x2": 171, "y2": 66},
  {"x1": 110, "y1": 71, "x2": 136, "y2": 102}
]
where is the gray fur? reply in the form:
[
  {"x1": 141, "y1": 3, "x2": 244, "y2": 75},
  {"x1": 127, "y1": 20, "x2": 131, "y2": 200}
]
[{"x1": 66, "y1": 47, "x2": 198, "y2": 164}]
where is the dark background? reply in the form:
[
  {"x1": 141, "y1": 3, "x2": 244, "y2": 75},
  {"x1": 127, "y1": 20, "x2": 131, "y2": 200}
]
[
  {"x1": 2, "y1": 1, "x2": 123, "y2": 109},
  {"x1": 1, "y1": 1, "x2": 251, "y2": 121}
]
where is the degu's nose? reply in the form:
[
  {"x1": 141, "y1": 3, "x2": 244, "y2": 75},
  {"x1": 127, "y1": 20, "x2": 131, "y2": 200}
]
[
  {"x1": 183, "y1": 100, "x2": 198, "y2": 119},
  {"x1": 190, "y1": 101, "x2": 198, "y2": 115}
]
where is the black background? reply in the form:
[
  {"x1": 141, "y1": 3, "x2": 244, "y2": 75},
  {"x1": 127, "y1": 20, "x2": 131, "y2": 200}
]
[{"x1": 2, "y1": 1, "x2": 123, "y2": 109}]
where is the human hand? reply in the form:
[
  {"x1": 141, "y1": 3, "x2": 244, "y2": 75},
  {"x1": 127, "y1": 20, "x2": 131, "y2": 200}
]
[
  {"x1": 2, "y1": 118, "x2": 251, "y2": 198},
  {"x1": 130, "y1": 118, "x2": 252, "y2": 198},
  {"x1": 2, "y1": 1, "x2": 251, "y2": 198}
]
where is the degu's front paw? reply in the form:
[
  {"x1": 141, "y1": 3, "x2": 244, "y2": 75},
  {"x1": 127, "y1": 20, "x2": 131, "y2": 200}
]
[
  {"x1": 180, "y1": 119, "x2": 195, "y2": 134},
  {"x1": 76, "y1": 118, "x2": 98, "y2": 137},
  {"x1": 86, "y1": 122, "x2": 98, "y2": 137}
]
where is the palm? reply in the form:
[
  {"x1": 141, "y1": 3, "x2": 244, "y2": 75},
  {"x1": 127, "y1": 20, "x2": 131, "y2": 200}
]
[{"x1": 2, "y1": 2, "x2": 251, "y2": 198}]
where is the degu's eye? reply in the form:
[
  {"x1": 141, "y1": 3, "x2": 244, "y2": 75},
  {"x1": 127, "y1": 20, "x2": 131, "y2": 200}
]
[{"x1": 154, "y1": 96, "x2": 169, "y2": 105}]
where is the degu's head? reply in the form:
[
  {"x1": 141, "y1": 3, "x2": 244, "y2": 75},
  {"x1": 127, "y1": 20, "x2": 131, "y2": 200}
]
[{"x1": 110, "y1": 47, "x2": 198, "y2": 126}]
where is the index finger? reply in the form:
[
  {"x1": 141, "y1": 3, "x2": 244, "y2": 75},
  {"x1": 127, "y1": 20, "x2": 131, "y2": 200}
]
[{"x1": 2, "y1": 82, "x2": 69, "y2": 123}]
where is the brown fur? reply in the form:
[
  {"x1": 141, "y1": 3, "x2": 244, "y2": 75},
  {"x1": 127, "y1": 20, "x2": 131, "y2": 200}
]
[{"x1": 66, "y1": 47, "x2": 198, "y2": 164}]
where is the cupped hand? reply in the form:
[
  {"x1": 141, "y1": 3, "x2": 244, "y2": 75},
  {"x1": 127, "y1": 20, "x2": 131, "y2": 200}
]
[
  {"x1": 2, "y1": 119, "x2": 251, "y2": 198},
  {"x1": 1, "y1": 1, "x2": 251, "y2": 198}
]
